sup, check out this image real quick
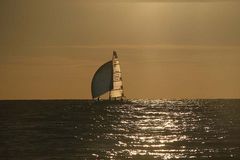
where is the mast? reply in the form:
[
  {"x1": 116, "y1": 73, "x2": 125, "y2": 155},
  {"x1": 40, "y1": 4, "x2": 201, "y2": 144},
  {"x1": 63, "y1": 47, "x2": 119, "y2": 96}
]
[{"x1": 109, "y1": 51, "x2": 124, "y2": 100}]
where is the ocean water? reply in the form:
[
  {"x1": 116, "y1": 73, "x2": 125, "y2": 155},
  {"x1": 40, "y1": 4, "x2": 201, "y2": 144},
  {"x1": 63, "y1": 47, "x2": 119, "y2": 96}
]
[{"x1": 0, "y1": 99, "x2": 240, "y2": 160}]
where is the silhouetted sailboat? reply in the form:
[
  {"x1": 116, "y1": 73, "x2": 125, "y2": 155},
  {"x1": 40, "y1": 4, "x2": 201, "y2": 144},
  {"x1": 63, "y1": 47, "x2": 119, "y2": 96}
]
[{"x1": 91, "y1": 51, "x2": 124, "y2": 100}]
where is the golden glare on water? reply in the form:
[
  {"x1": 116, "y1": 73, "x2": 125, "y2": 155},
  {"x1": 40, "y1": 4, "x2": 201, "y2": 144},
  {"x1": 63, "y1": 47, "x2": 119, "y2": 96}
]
[
  {"x1": 88, "y1": 99, "x2": 240, "y2": 159},
  {"x1": 102, "y1": 100, "x2": 204, "y2": 159},
  {"x1": 1, "y1": 99, "x2": 239, "y2": 159}
]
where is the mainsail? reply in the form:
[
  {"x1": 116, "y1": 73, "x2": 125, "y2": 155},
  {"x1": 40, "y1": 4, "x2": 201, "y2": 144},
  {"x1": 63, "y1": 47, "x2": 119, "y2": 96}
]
[
  {"x1": 91, "y1": 51, "x2": 124, "y2": 100},
  {"x1": 109, "y1": 51, "x2": 124, "y2": 100}
]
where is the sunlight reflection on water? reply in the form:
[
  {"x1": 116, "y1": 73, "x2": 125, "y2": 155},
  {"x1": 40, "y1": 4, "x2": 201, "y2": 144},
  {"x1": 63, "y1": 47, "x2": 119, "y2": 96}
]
[
  {"x1": 99, "y1": 99, "x2": 240, "y2": 159},
  {"x1": 106, "y1": 99, "x2": 193, "y2": 159},
  {"x1": 1, "y1": 99, "x2": 240, "y2": 159}
]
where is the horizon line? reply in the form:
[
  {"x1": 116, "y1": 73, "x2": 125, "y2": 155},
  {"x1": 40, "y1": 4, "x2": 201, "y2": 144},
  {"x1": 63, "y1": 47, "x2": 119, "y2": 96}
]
[{"x1": 1, "y1": 98, "x2": 240, "y2": 101}]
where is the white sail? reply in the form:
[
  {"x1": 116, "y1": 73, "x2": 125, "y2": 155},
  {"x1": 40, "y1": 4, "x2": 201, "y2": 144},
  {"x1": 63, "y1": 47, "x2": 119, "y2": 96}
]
[
  {"x1": 110, "y1": 51, "x2": 124, "y2": 100},
  {"x1": 91, "y1": 61, "x2": 113, "y2": 98},
  {"x1": 91, "y1": 51, "x2": 124, "y2": 100}
]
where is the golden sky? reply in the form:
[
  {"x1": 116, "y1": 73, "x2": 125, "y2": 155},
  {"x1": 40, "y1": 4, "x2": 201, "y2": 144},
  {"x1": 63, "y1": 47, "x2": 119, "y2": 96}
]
[{"x1": 0, "y1": 0, "x2": 240, "y2": 99}]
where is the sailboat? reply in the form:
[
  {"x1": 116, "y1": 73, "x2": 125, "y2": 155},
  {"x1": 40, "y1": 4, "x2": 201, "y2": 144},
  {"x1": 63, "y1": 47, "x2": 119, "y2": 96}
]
[{"x1": 91, "y1": 51, "x2": 125, "y2": 100}]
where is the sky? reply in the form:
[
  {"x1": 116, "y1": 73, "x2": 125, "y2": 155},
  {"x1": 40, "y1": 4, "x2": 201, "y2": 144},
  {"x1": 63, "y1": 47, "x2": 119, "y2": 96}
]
[{"x1": 0, "y1": 0, "x2": 240, "y2": 99}]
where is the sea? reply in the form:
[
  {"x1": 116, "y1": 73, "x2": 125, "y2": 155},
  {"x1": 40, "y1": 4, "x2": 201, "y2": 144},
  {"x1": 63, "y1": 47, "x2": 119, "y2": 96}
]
[{"x1": 0, "y1": 99, "x2": 240, "y2": 160}]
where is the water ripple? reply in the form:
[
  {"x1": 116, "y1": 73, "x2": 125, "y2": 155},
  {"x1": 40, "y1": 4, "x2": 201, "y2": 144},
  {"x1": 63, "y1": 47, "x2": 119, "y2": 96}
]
[{"x1": 0, "y1": 99, "x2": 240, "y2": 159}]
